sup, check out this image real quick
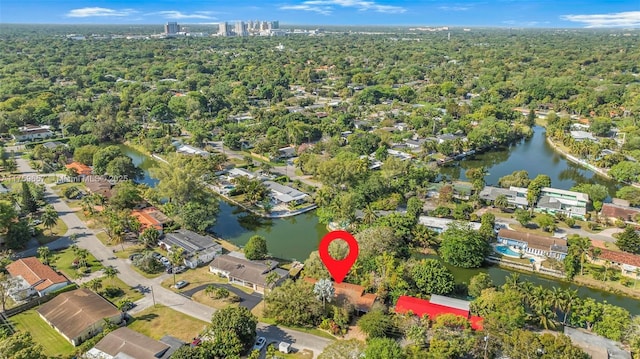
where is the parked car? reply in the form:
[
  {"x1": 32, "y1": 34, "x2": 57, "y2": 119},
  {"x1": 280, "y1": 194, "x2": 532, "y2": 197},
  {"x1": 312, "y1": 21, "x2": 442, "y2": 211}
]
[
  {"x1": 151, "y1": 252, "x2": 162, "y2": 260},
  {"x1": 279, "y1": 341, "x2": 291, "y2": 354},
  {"x1": 160, "y1": 257, "x2": 171, "y2": 266},
  {"x1": 253, "y1": 337, "x2": 266, "y2": 351},
  {"x1": 174, "y1": 280, "x2": 189, "y2": 289},
  {"x1": 166, "y1": 267, "x2": 173, "y2": 274},
  {"x1": 173, "y1": 265, "x2": 186, "y2": 274}
]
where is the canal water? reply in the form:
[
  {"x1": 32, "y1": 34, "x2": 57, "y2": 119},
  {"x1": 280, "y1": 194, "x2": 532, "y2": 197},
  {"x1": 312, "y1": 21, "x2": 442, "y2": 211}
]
[
  {"x1": 120, "y1": 134, "x2": 640, "y2": 314},
  {"x1": 439, "y1": 126, "x2": 620, "y2": 197}
]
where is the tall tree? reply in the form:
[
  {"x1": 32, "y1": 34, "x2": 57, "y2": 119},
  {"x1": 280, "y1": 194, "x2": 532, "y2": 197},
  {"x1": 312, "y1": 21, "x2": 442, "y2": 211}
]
[
  {"x1": 410, "y1": 259, "x2": 455, "y2": 295},
  {"x1": 313, "y1": 278, "x2": 335, "y2": 308},
  {"x1": 439, "y1": 223, "x2": 490, "y2": 268},
  {"x1": 616, "y1": 226, "x2": 640, "y2": 254},
  {"x1": 244, "y1": 235, "x2": 268, "y2": 260},
  {"x1": 41, "y1": 205, "x2": 59, "y2": 235},
  {"x1": 20, "y1": 182, "x2": 37, "y2": 214},
  {"x1": 207, "y1": 306, "x2": 258, "y2": 356}
]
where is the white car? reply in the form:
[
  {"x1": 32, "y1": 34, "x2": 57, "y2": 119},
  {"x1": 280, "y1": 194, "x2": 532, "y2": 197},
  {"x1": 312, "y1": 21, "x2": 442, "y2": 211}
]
[
  {"x1": 160, "y1": 257, "x2": 171, "y2": 266},
  {"x1": 252, "y1": 337, "x2": 266, "y2": 351}
]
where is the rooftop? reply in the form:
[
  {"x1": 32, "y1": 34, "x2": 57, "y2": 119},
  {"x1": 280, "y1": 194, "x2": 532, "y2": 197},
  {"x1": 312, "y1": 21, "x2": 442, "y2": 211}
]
[
  {"x1": 7, "y1": 257, "x2": 68, "y2": 292},
  {"x1": 395, "y1": 295, "x2": 483, "y2": 330},
  {"x1": 37, "y1": 288, "x2": 121, "y2": 341},
  {"x1": 541, "y1": 187, "x2": 589, "y2": 202},
  {"x1": 601, "y1": 203, "x2": 640, "y2": 221},
  {"x1": 65, "y1": 162, "x2": 92, "y2": 176},
  {"x1": 210, "y1": 254, "x2": 286, "y2": 288},
  {"x1": 498, "y1": 229, "x2": 568, "y2": 253},
  {"x1": 162, "y1": 229, "x2": 221, "y2": 255},
  {"x1": 264, "y1": 181, "x2": 307, "y2": 203},
  {"x1": 596, "y1": 248, "x2": 640, "y2": 268},
  {"x1": 90, "y1": 327, "x2": 170, "y2": 359}
]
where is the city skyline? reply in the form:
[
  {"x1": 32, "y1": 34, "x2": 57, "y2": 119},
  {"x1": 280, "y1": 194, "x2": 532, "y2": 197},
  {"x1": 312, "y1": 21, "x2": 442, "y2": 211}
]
[{"x1": 1, "y1": 1, "x2": 639, "y2": 28}]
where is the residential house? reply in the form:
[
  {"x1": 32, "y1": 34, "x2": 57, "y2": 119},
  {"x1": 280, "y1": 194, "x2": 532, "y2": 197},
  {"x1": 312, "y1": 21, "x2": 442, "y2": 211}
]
[
  {"x1": 386, "y1": 148, "x2": 412, "y2": 161},
  {"x1": 227, "y1": 168, "x2": 257, "y2": 180},
  {"x1": 83, "y1": 176, "x2": 113, "y2": 199},
  {"x1": 395, "y1": 295, "x2": 483, "y2": 330},
  {"x1": 304, "y1": 278, "x2": 377, "y2": 313},
  {"x1": 479, "y1": 186, "x2": 529, "y2": 208},
  {"x1": 65, "y1": 162, "x2": 92, "y2": 176},
  {"x1": 418, "y1": 216, "x2": 481, "y2": 234},
  {"x1": 209, "y1": 253, "x2": 288, "y2": 294},
  {"x1": 12, "y1": 125, "x2": 53, "y2": 142},
  {"x1": 131, "y1": 207, "x2": 170, "y2": 234},
  {"x1": 175, "y1": 143, "x2": 209, "y2": 156},
  {"x1": 497, "y1": 229, "x2": 569, "y2": 259},
  {"x1": 405, "y1": 138, "x2": 427, "y2": 150},
  {"x1": 264, "y1": 181, "x2": 308, "y2": 205},
  {"x1": 6, "y1": 257, "x2": 70, "y2": 301},
  {"x1": 601, "y1": 203, "x2": 640, "y2": 223},
  {"x1": 570, "y1": 131, "x2": 598, "y2": 142},
  {"x1": 591, "y1": 248, "x2": 640, "y2": 278},
  {"x1": 536, "y1": 187, "x2": 589, "y2": 220},
  {"x1": 86, "y1": 327, "x2": 184, "y2": 359},
  {"x1": 277, "y1": 146, "x2": 297, "y2": 159},
  {"x1": 37, "y1": 288, "x2": 123, "y2": 346},
  {"x1": 42, "y1": 141, "x2": 66, "y2": 150},
  {"x1": 436, "y1": 133, "x2": 460, "y2": 144},
  {"x1": 159, "y1": 229, "x2": 222, "y2": 268}
]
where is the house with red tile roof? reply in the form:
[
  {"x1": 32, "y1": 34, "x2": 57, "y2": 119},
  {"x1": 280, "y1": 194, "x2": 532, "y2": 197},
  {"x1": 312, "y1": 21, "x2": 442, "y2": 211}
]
[
  {"x1": 304, "y1": 278, "x2": 377, "y2": 313},
  {"x1": 65, "y1": 162, "x2": 92, "y2": 176},
  {"x1": 6, "y1": 257, "x2": 70, "y2": 301},
  {"x1": 591, "y1": 248, "x2": 640, "y2": 278},
  {"x1": 600, "y1": 203, "x2": 640, "y2": 223},
  {"x1": 395, "y1": 295, "x2": 484, "y2": 330},
  {"x1": 131, "y1": 207, "x2": 170, "y2": 234}
]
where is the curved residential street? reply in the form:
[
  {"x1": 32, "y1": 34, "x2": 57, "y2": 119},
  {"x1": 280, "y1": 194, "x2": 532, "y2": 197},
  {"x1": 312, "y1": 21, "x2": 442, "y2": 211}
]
[{"x1": 12, "y1": 151, "x2": 331, "y2": 358}]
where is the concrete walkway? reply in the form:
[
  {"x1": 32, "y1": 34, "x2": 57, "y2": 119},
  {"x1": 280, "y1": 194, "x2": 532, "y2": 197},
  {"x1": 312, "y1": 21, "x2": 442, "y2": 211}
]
[{"x1": 12, "y1": 151, "x2": 331, "y2": 357}]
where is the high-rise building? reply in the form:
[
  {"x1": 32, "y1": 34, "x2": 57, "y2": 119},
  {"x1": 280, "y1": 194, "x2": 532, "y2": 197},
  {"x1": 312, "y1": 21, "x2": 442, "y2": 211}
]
[
  {"x1": 218, "y1": 22, "x2": 231, "y2": 36},
  {"x1": 164, "y1": 22, "x2": 180, "y2": 35},
  {"x1": 234, "y1": 21, "x2": 248, "y2": 36},
  {"x1": 271, "y1": 21, "x2": 279, "y2": 29}
]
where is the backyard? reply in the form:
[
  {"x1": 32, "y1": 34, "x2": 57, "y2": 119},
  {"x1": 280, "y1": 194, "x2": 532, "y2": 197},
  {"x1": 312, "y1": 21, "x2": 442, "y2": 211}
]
[{"x1": 10, "y1": 310, "x2": 75, "y2": 357}]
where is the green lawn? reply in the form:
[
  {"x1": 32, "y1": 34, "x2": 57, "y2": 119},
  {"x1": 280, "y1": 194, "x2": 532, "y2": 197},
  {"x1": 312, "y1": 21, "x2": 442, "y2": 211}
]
[
  {"x1": 52, "y1": 247, "x2": 103, "y2": 279},
  {"x1": 35, "y1": 218, "x2": 68, "y2": 245},
  {"x1": 101, "y1": 276, "x2": 144, "y2": 303},
  {"x1": 128, "y1": 305, "x2": 209, "y2": 342},
  {"x1": 11, "y1": 310, "x2": 75, "y2": 357}
]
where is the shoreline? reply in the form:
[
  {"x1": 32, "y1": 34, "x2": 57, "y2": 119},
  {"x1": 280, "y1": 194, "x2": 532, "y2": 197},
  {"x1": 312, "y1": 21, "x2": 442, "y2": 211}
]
[{"x1": 545, "y1": 135, "x2": 640, "y2": 189}]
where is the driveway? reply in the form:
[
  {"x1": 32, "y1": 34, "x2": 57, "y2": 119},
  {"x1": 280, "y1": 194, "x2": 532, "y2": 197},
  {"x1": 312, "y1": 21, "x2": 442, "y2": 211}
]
[
  {"x1": 11, "y1": 150, "x2": 331, "y2": 358},
  {"x1": 180, "y1": 283, "x2": 263, "y2": 310}
]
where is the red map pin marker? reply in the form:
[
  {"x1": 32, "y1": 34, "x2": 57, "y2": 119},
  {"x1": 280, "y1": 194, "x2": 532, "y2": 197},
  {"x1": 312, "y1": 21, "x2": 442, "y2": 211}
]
[{"x1": 319, "y1": 230, "x2": 359, "y2": 284}]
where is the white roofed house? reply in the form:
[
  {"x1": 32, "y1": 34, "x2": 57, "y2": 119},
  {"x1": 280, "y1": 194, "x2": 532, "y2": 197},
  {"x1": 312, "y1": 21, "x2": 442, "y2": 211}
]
[
  {"x1": 535, "y1": 187, "x2": 589, "y2": 220},
  {"x1": 264, "y1": 181, "x2": 308, "y2": 206},
  {"x1": 479, "y1": 186, "x2": 529, "y2": 208},
  {"x1": 12, "y1": 125, "x2": 53, "y2": 142},
  {"x1": 159, "y1": 229, "x2": 223, "y2": 268}
]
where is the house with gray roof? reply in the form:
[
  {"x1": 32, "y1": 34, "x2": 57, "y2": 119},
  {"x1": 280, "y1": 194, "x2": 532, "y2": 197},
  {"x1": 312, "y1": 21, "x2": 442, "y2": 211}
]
[
  {"x1": 209, "y1": 253, "x2": 288, "y2": 294},
  {"x1": 479, "y1": 186, "x2": 528, "y2": 208},
  {"x1": 86, "y1": 327, "x2": 184, "y2": 359},
  {"x1": 264, "y1": 181, "x2": 308, "y2": 205},
  {"x1": 159, "y1": 229, "x2": 222, "y2": 268}
]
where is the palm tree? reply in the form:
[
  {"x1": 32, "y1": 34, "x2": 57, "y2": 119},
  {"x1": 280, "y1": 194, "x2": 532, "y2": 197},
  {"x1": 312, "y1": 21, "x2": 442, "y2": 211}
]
[
  {"x1": 37, "y1": 246, "x2": 51, "y2": 265},
  {"x1": 494, "y1": 194, "x2": 509, "y2": 211},
  {"x1": 41, "y1": 205, "x2": 59, "y2": 235},
  {"x1": 76, "y1": 248, "x2": 89, "y2": 269},
  {"x1": 560, "y1": 289, "x2": 578, "y2": 325},
  {"x1": 104, "y1": 266, "x2": 119, "y2": 285},
  {"x1": 313, "y1": 278, "x2": 335, "y2": 309},
  {"x1": 87, "y1": 278, "x2": 102, "y2": 292},
  {"x1": 362, "y1": 204, "x2": 377, "y2": 225},
  {"x1": 169, "y1": 247, "x2": 185, "y2": 286},
  {"x1": 140, "y1": 227, "x2": 160, "y2": 248},
  {"x1": 504, "y1": 273, "x2": 521, "y2": 291},
  {"x1": 205, "y1": 285, "x2": 216, "y2": 298}
]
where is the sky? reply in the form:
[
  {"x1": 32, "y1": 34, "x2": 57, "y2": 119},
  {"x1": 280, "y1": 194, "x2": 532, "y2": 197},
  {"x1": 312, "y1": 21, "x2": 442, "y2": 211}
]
[{"x1": 0, "y1": 0, "x2": 639, "y2": 28}]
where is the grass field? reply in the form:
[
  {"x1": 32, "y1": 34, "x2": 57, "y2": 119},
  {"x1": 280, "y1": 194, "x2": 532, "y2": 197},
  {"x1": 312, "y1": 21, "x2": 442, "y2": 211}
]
[
  {"x1": 160, "y1": 266, "x2": 227, "y2": 289},
  {"x1": 102, "y1": 276, "x2": 144, "y2": 303},
  {"x1": 128, "y1": 305, "x2": 209, "y2": 342},
  {"x1": 53, "y1": 246, "x2": 103, "y2": 279},
  {"x1": 35, "y1": 218, "x2": 68, "y2": 245},
  {"x1": 11, "y1": 310, "x2": 75, "y2": 357}
]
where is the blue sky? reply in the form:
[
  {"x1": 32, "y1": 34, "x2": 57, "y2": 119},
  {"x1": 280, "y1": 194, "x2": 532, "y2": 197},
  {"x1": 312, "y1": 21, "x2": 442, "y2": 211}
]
[{"x1": 1, "y1": 1, "x2": 639, "y2": 27}]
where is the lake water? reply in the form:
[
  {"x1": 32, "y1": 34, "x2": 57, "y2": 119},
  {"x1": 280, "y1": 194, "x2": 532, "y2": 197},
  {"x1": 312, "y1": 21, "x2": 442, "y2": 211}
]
[{"x1": 119, "y1": 138, "x2": 640, "y2": 315}]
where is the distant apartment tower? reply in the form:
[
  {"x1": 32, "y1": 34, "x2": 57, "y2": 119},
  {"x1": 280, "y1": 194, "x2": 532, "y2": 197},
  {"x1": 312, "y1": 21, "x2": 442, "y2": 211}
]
[
  {"x1": 235, "y1": 21, "x2": 248, "y2": 36},
  {"x1": 271, "y1": 20, "x2": 279, "y2": 29},
  {"x1": 218, "y1": 22, "x2": 231, "y2": 36},
  {"x1": 164, "y1": 22, "x2": 180, "y2": 35}
]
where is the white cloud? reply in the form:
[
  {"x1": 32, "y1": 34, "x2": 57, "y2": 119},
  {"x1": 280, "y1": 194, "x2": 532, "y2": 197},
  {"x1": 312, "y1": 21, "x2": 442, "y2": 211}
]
[
  {"x1": 438, "y1": 6, "x2": 470, "y2": 11},
  {"x1": 153, "y1": 11, "x2": 217, "y2": 20},
  {"x1": 280, "y1": 0, "x2": 406, "y2": 15},
  {"x1": 66, "y1": 7, "x2": 136, "y2": 18},
  {"x1": 561, "y1": 11, "x2": 640, "y2": 28},
  {"x1": 280, "y1": 4, "x2": 333, "y2": 15}
]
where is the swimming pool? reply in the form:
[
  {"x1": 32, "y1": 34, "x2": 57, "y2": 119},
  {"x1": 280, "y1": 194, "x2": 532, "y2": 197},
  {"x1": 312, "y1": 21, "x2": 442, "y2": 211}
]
[{"x1": 495, "y1": 245, "x2": 521, "y2": 258}]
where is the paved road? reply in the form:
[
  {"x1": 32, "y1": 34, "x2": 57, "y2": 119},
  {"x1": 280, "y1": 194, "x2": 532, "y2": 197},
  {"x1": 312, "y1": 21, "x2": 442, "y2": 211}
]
[
  {"x1": 12, "y1": 151, "x2": 331, "y2": 358},
  {"x1": 181, "y1": 282, "x2": 262, "y2": 311}
]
